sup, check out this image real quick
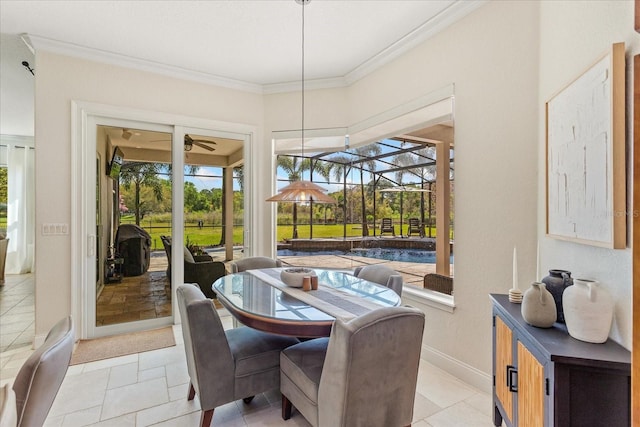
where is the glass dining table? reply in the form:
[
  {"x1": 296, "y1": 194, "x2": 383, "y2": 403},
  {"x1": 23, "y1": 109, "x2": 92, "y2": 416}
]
[{"x1": 212, "y1": 268, "x2": 401, "y2": 338}]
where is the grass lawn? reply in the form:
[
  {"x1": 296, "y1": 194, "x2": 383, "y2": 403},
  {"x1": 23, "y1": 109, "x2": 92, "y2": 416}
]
[{"x1": 133, "y1": 221, "x2": 443, "y2": 252}]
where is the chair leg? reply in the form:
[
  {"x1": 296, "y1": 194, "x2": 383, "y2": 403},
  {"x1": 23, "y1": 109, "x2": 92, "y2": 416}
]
[
  {"x1": 188, "y1": 382, "x2": 196, "y2": 401},
  {"x1": 282, "y1": 394, "x2": 293, "y2": 420},
  {"x1": 242, "y1": 396, "x2": 255, "y2": 404},
  {"x1": 200, "y1": 409, "x2": 214, "y2": 427}
]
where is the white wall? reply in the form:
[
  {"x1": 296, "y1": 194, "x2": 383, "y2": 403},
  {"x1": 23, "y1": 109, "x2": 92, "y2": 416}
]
[
  {"x1": 538, "y1": 0, "x2": 639, "y2": 349},
  {"x1": 34, "y1": 51, "x2": 264, "y2": 335},
  {"x1": 348, "y1": 0, "x2": 540, "y2": 383},
  {"x1": 0, "y1": 34, "x2": 34, "y2": 136}
]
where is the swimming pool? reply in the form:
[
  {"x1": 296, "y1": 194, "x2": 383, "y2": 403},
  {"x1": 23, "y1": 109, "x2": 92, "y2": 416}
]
[{"x1": 277, "y1": 247, "x2": 453, "y2": 264}]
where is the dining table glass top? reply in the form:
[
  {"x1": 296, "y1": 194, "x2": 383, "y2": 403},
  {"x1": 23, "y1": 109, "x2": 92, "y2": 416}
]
[{"x1": 212, "y1": 268, "x2": 401, "y2": 325}]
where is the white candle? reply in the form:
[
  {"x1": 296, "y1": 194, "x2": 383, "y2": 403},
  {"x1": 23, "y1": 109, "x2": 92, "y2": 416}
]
[
  {"x1": 536, "y1": 241, "x2": 540, "y2": 282},
  {"x1": 512, "y1": 246, "x2": 518, "y2": 290}
]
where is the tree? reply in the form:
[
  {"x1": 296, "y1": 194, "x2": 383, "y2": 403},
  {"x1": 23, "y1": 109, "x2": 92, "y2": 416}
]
[
  {"x1": 119, "y1": 162, "x2": 166, "y2": 225},
  {"x1": 352, "y1": 144, "x2": 381, "y2": 236},
  {"x1": 328, "y1": 154, "x2": 352, "y2": 238},
  {"x1": 393, "y1": 146, "x2": 438, "y2": 235},
  {"x1": 313, "y1": 161, "x2": 334, "y2": 224},
  {"x1": 276, "y1": 156, "x2": 310, "y2": 239}
]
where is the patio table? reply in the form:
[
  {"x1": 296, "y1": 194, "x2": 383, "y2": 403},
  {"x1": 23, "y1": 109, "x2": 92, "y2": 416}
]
[{"x1": 212, "y1": 268, "x2": 401, "y2": 338}]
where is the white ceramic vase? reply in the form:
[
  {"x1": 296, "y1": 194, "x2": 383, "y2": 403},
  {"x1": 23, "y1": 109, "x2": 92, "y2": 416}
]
[
  {"x1": 562, "y1": 279, "x2": 613, "y2": 344},
  {"x1": 521, "y1": 282, "x2": 557, "y2": 328},
  {"x1": 280, "y1": 268, "x2": 316, "y2": 288}
]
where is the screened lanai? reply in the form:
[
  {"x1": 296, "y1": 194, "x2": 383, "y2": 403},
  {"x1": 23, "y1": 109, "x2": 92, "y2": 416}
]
[{"x1": 272, "y1": 126, "x2": 455, "y2": 287}]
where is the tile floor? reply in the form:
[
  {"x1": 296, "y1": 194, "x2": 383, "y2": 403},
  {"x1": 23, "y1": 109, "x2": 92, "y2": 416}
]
[
  {"x1": 0, "y1": 273, "x2": 34, "y2": 353},
  {"x1": 1, "y1": 273, "x2": 495, "y2": 426}
]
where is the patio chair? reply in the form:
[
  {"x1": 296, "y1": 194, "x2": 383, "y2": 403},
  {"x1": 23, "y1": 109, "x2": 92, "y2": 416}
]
[
  {"x1": 379, "y1": 218, "x2": 395, "y2": 236},
  {"x1": 423, "y1": 273, "x2": 453, "y2": 295},
  {"x1": 162, "y1": 236, "x2": 225, "y2": 298},
  {"x1": 407, "y1": 218, "x2": 423, "y2": 237},
  {"x1": 280, "y1": 306, "x2": 425, "y2": 427}
]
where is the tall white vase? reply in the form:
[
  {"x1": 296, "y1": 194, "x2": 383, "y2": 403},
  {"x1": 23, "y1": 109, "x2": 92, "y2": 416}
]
[{"x1": 562, "y1": 279, "x2": 613, "y2": 344}]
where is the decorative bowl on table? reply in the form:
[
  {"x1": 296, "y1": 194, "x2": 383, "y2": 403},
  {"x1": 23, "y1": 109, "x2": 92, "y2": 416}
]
[{"x1": 280, "y1": 268, "x2": 316, "y2": 288}]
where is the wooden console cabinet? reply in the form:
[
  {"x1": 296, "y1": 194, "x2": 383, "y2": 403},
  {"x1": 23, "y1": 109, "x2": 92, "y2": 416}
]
[{"x1": 491, "y1": 294, "x2": 630, "y2": 426}]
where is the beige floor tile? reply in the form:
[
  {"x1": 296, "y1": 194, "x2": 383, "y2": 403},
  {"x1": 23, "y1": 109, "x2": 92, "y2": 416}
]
[
  {"x1": 416, "y1": 363, "x2": 477, "y2": 408},
  {"x1": 139, "y1": 365, "x2": 165, "y2": 382},
  {"x1": 49, "y1": 369, "x2": 110, "y2": 417},
  {"x1": 81, "y1": 353, "x2": 138, "y2": 373},
  {"x1": 426, "y1": 401, "x2": 494, "y2": 427},
  {"x1": 107, "y1": 362, "x2": 138, "y2": 389},
  {"x1": 413, "y1": 392, "x2": 444, "y2": 422},
  {"x1": 91, "y1": 413, "x2": 137, "y2": 427},
  {"x1": 101, "y1": 377, "x2": 169, "y2": 420},
  {"x1": 135, "y1": 397, "x2": 200, "y2": 426},
  {"x1": 59, "y1": 405, "x2": 102, "y2": 427}
]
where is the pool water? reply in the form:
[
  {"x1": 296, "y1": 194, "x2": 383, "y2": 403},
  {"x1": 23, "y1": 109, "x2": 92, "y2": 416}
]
[{"x1": 277, "y1": 248, "x2": 453, "y2": 264}]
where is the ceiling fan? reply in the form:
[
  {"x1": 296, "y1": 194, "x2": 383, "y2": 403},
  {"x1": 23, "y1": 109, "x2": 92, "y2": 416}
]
[
  {"x1": 183, "y1": 134, "x2": 216, "y2": 152},
  {"x1": 145, "y1": 133, "x2": 218, "y2": 152}
]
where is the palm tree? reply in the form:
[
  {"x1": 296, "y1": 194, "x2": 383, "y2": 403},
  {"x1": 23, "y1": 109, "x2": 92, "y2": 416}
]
[
  {"x1": 393, "y1": 147, "x2": 437, "y2": 235},
  {"x1": 276, "y1": 155, "x2": 310, "y2": 239},
  {"x1": 313, "y1": 160, "x2": 334, "y2": 225},
  {"x1": 119, "y1": 162, "x2": 166, "y2": 225},
  {"x1": 352, "y1": 145, "x2": 381, "y2": 236},
  {"x1": 328, "y1": 154, "x2": 352, "y2": 238}
]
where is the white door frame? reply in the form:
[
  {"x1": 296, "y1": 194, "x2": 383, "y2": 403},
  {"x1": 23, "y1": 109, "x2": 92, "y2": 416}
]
[{"x1": 71, "y1": 101, "x2": 257, "y2": 339}]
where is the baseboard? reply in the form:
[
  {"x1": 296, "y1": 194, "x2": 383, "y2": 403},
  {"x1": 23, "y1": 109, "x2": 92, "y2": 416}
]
[{"x1": 421, "y1": 343, "x2": 492, "y2": 394}]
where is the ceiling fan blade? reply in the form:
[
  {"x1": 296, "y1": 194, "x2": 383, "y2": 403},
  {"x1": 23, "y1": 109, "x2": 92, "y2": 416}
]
[{"x1": 192, "y1": 141, "x2": 216, "y2": 151}]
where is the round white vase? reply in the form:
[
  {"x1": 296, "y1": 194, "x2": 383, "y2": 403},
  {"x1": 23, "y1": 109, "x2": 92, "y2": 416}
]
[
  {"x1": 280, "y1": 268, "x2": 316, "y2": 288},
  {"x1": 562, "y1": 279, "x2": 613, "y2": 344},
  {"x1": 521, "y1": 282, "x2": 557, "y2": 328}
]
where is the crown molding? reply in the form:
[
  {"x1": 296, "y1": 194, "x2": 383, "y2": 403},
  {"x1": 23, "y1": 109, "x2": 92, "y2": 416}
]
[
  {"x1": 262, "y1": 76, "x2": 348, "y2": 95},
  {"x1": 23, "y1": 0, "x2": 486, "y2": 95},
  {"x1": 24, "y1": 34, "x2": 264, "y2": 94},
  {"x1": 344, "y1": 0, "x2": 487, "y2": 85}
]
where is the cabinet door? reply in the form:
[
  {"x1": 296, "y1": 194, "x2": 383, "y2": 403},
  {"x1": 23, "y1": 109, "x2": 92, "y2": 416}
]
[
  {"x1": 495, "y1": 315, "x2": 514, "y2": 423},
  {"x1": 517, "y1": 341, "x2": 545, "y2": 427}
]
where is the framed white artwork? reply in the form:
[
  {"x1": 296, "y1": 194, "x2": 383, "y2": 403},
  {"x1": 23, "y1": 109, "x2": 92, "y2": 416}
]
[{"x1": 546, "y1": 42, "x2": 625, "y2": 248}]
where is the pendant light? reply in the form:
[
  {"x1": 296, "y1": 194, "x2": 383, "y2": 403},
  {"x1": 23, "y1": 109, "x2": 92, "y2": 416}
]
[{"x1": 267, "y1": 0, "x2": 336, "y2": 205}]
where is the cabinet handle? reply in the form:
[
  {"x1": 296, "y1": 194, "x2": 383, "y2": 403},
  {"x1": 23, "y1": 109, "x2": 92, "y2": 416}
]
[{"x1": 506, "y1": 365, "x2": 518, "y2": 392}]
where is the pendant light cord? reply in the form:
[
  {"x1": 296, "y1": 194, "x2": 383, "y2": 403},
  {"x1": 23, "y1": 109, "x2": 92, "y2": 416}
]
[{"x1": 301, "y1": 0, "x2": 305, "y2": 160}]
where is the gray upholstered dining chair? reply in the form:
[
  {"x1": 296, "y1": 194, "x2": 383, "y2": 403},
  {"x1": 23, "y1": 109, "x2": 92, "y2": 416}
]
[
  {"x1": 230, "y1": 256, "x2": 282, "y2": 273},
  {"x1": 176, "y1": 283, "x2": 299, "y2": 427},
  {"x1": 12, "y1": 316, "x2": 75, "y2": 427},
  {"x1": 353, "y1": 264, "x2": 404, "y2": 296},
  {"x1": 280, "y1": 306, "x2": 425, "y2": 427}
]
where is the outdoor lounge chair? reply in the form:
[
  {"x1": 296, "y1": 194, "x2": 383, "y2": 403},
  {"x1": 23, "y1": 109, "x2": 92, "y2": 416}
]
[
  {"x1": 380, "y1": 218, "x2": 395, "y2": 236},
  {"x1": 161, "y1": 236, "x2": 225, "y2": 298},
  {"x1": 407, "y1": 218, "x2": 423, "y2": 237}
]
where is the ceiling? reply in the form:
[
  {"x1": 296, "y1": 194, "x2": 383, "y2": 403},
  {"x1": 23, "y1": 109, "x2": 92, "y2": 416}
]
[
  {"x1": 101, "y1": 126, "x2": 244, "y2": 168},
  {"x1": 0, "y1": 0, "x2": 482, "y2": 91}
]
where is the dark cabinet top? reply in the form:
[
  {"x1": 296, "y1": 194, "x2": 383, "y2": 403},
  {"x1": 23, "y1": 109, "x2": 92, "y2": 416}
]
[{"x1": 490, "y1": 294, "x2": 630, "y2": 371}]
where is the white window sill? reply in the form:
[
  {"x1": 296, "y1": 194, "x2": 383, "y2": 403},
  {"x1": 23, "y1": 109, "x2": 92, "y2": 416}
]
[{"x1": 403, "y1": 286, "x2": 456, "y2": 313}]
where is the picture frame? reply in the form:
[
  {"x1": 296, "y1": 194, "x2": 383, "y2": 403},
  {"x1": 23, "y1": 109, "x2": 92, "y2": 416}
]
[{"x1": 546, "y1": 42, "x2": 625, "y2": 248}]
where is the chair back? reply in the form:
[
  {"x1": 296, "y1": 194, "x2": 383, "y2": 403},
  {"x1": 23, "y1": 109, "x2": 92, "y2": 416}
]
[
  {"x1": 380, "y1": 218, "x2": 395, "y2": 235},
  {"x1": 318, "y1": 306, "x2": 425, "y2": 427},
  {"x1": 231, "y1": 256, "x2": 282, "y2": 273},
  {"x1": 176, "y1": 284, "x2": 235, "y2": 408},
  {"x1": 13, "y1": 316, "x2": 74, "y2": 427},
  {"x1": 353, "y1": 264, "x2": 403, "y2": 296}
]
